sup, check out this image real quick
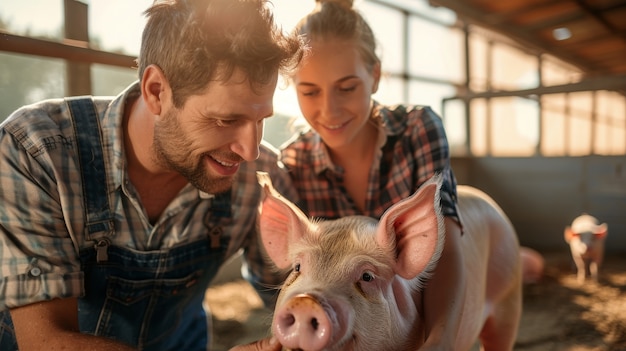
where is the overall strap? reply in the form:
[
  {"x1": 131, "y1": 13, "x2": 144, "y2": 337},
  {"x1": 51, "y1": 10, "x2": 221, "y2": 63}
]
[
  {"x1": 66, "y1": 97, "x2": 115, "y2": 243},
  {"x1": 203, "y1": 190, "x2": 232, "y2": 249},
  {"x1": 211, "y1": 190, "x2": 232, "y2": 218}
]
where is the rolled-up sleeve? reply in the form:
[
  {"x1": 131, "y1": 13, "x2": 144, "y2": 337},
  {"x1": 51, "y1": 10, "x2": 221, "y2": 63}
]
[{"x1": 0, "y1": 114, "x2": 84, "y2": 310}]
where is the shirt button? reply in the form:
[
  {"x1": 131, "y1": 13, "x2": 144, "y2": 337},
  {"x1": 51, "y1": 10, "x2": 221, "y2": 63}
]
[{"x1": 30, "y1": 267, "x2": 42, "y2": 277}]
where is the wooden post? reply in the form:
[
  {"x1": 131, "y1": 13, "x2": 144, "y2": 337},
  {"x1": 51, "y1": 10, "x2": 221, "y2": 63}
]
[{"x1": 64, "y1": 0, "x2": 91, "y2": 96}]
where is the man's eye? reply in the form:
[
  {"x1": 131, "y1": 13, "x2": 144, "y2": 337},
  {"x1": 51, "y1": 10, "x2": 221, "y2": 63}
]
[{"x1": 216, "y1": 119, "x2": 237, "y2": 127}]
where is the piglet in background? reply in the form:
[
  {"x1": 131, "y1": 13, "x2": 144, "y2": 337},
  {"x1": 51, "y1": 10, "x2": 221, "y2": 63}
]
[
  {"x1": 564, "y1": 214, "x2": 608, "y2": 283},
  {"x1": 257, "y1": 172, "x2": 522, "y2": 351}
]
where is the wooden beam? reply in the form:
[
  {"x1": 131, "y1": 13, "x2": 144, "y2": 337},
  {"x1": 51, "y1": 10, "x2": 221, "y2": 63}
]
[{"x1": 0, "y1": 31, "x2": 137, "y2": 69}]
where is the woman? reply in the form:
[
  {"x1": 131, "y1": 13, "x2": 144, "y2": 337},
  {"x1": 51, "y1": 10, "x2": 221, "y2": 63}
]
[{"x1": 280, "y1": 0, "x2": 465, "y2": 349}]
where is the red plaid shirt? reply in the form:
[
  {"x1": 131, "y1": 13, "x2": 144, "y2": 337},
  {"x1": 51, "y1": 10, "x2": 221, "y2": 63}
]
[{"x1": 281, "y1": 102, "x2": 460, "y2": 223}]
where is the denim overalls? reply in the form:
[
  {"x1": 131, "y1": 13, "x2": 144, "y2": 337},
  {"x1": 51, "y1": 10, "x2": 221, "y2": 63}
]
[{"x1": 0, "y1": 97, "x2": 230, "y2": 350}]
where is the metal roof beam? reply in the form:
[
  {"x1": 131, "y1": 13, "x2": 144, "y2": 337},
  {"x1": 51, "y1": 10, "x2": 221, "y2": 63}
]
[{"x1": 446, "y1": 74, "x2": 626, "y2": 99}]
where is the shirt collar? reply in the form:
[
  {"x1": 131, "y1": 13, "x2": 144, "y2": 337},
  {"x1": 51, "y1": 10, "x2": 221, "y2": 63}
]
[
  {"x1": 97, "y1": 82, "x2": 140, "y2": 195},
  {"x1": 373, "y1": 100, "x2": 409, "y2": 137}
]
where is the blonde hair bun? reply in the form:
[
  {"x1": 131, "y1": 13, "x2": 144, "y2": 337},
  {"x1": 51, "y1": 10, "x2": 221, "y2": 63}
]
[{"x1": 315, "y1": 0, "x2": 353, "y2": 9}]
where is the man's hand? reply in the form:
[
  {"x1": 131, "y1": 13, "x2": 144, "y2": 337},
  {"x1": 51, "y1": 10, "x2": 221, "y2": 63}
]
[
  {"x1": 11, "y1": 298, "x2": 135, "y2": 351},
  {"x1": 229, "y1": 336, "x2": 282, "y2": 351}
]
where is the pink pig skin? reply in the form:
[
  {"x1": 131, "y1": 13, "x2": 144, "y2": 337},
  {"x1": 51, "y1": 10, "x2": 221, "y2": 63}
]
[
  {"x1": 520, "y1": 246, "x2": 545, "y2": 284},
  {"x1": 257, "y1": 172, "x2": 522, "y2": 351}
]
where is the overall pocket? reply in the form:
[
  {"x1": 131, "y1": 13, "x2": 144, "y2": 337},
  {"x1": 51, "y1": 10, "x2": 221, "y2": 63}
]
[{"x1": 79, "y1": 240, "x2": 226, "y2": 350}]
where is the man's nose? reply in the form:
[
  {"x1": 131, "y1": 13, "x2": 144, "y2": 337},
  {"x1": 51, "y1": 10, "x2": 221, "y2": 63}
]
[{"x1": 231, "y1": 121, "x2": 262, "y2": 161}]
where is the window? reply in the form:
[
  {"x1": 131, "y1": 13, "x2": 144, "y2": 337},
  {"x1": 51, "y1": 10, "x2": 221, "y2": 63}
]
[{"x1": 0, "y1": 0, "x2": 623, "y2": 156}]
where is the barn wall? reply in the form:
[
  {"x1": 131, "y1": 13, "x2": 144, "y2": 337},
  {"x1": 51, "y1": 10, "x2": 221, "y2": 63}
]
[{"x1": 451, "y1": 156, "x2": 626, "y2": 253}]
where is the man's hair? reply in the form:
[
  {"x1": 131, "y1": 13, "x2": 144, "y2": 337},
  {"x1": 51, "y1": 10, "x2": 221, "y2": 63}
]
[{"x1": 137, "y1": 0, "x2": 304, "y2": 107}]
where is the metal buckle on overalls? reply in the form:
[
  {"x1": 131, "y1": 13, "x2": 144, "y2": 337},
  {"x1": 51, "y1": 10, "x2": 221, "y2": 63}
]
[
  {"x1": 94, "y1": 238, "x2": 111, "y2": 262},
  {"x1": 85, "y1": 219, "x2": 115, "y2": 263},
  {"x1": 203, "y1": 190, "x2": 232, "y2": 249},
  {"x1": 208, "y1": 227, "x2": 222, "y2": 249}
]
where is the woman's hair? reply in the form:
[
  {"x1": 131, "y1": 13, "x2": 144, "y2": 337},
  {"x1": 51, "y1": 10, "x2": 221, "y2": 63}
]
[
  {"x1": 137, "y1": 0, "x2": 304, "y2": 108},
  {"x1": 294, "y1": 0, "x2": 380, "y2": 71}
]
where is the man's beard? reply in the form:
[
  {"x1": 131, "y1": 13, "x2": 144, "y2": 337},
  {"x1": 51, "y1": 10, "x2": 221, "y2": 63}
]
[{"x1": 152, "y1": 109, "x2": 237, "y2": 194}]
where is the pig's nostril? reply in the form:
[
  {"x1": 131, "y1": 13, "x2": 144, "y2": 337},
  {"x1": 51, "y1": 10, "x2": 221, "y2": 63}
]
[
  {"x1": 282, "y1": 314, "x2": 296, "y2": 327},
  {"x1": 311, "y1": 317, "x2": 319, "y2": 330}
]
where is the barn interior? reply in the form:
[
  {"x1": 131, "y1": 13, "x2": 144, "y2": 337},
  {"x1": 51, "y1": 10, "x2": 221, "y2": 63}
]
[
  {"x1": 424, "y1": 0, "x2": 626, "y2": 253},
  {"x1": 1, "y1": 1, "x2": 625, "y2": 350}
]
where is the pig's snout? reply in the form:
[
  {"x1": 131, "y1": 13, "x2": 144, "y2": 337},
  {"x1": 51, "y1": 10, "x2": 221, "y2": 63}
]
[{"x1": 273, "y1": 294, "x2": 333, "y2": 351}]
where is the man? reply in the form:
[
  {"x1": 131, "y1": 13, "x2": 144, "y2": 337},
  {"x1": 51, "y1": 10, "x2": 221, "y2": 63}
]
[{"x1": 0, "y1": 0, "x2": 303, "y2": 350}]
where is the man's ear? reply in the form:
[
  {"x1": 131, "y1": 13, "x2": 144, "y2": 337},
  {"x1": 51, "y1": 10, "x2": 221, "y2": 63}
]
[
  {"x1": 140, "y1": 64, "x2": 171, "y2": 116},
  {"x1": 371, "y1": 61, "x2": 381, "y2": 94}
]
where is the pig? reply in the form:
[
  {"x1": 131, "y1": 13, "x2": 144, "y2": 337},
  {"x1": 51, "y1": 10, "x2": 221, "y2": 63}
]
[
  {"x1": 564, "y1": 214, "x2": 608, "y2": 283},
  {"x1": 256, "y1": 172, "x2": 522, "y2": 351}
]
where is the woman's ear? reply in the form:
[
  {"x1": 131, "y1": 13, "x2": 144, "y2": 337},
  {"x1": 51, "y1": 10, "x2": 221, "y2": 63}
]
[
  {"x1": 140, "y1": 65, "x2": 171, "y2": 116},
  {"x1": 371, "y1": 61, "x2": 381, "y2": 94}
]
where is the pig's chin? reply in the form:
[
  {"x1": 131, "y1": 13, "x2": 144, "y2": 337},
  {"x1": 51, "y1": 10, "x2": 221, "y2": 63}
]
[
  {"x1": 282, "y1": 338, "x2": 355, "y2": 351},
  {"x1": 329, "y1": 336, "x2": 357, "y2": 351}
]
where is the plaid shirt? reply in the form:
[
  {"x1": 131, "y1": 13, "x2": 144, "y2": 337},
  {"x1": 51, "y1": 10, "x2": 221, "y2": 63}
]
[
  {"x1": 281, "y1": 102, "x2": 460, "y2": 222},
  {"x1": 0, "y1": 82, "x2": 293, "y2": 310}
]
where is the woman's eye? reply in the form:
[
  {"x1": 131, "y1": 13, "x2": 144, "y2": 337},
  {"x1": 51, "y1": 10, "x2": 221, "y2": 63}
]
[
  {"x1": 361, "y1": 272, "x2": 374, "y2": 282},
  {"x1": 340, "y1": 86, "x2": 356, "y2": 92}
]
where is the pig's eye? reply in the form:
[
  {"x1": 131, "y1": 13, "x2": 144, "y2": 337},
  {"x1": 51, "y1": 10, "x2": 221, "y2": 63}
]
[
  {"x1": 361, "y1": 272, "x2": 374, "y2": 282},
  {"x1": 294, "y1": 263, "x2": 301, "y2": 272}
]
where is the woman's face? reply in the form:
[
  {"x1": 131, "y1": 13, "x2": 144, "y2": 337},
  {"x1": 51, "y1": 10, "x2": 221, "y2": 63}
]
[{"x1": 294, "y1": 38, "x2": 380, "y2": 150}]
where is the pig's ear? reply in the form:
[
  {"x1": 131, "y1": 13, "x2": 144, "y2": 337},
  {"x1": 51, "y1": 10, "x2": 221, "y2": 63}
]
[
  {"x1": 595, "y1": 223, "x2": 608, "y2": 238},
  {"x1": 257, "y1": 172, "x2": 311, "y2": 269},
  {"x1": 375, "y1": 174, "x2": 445, "y2": 279},
  {"x1": 564, "y1": 226, "x2": 575, "y2": 242}
]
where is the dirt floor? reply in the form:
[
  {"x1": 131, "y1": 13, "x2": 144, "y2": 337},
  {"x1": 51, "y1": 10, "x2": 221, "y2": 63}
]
[{"x1": 204, "y1": 251, "x2": 626, "y2": 351}]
